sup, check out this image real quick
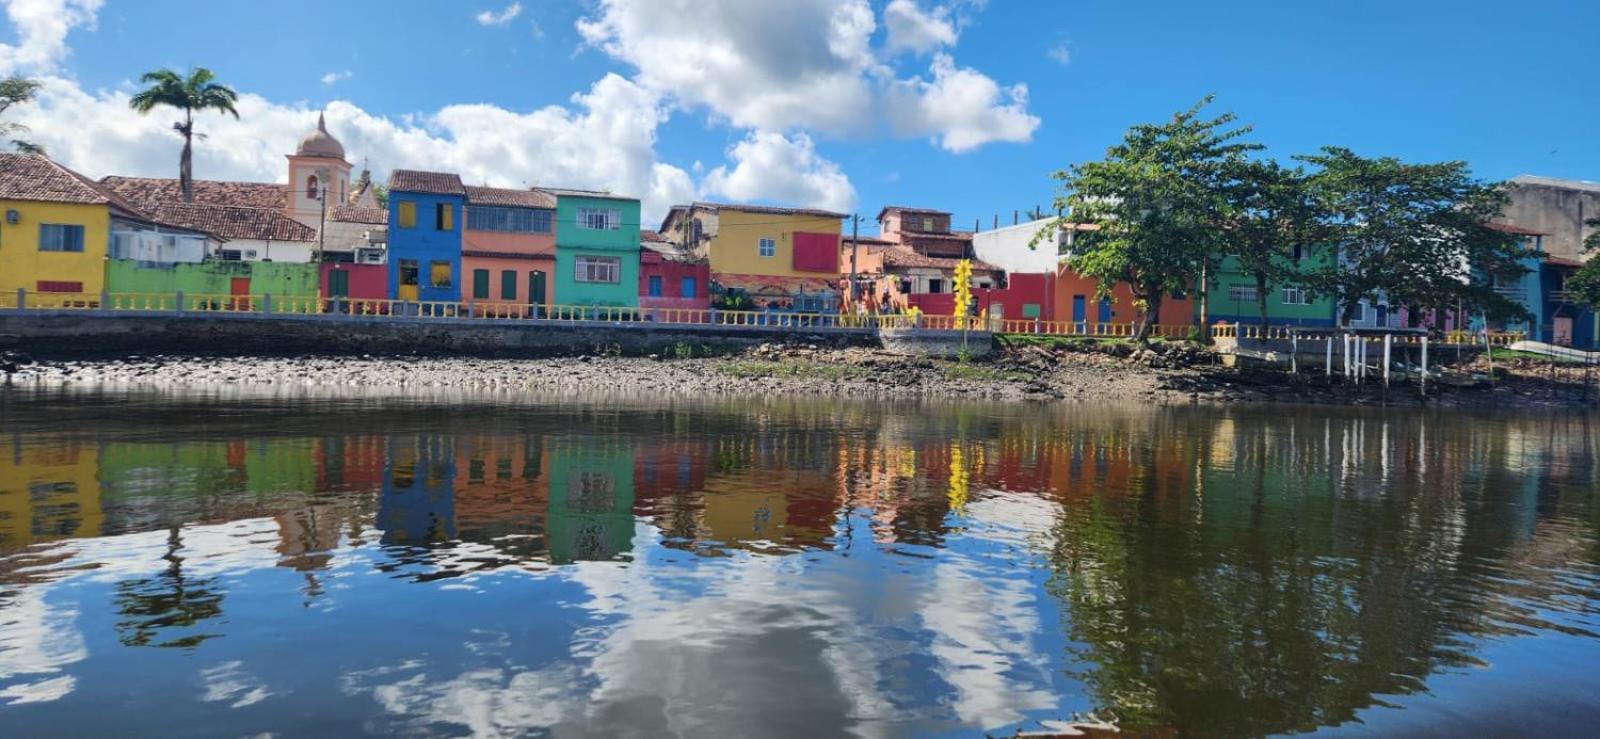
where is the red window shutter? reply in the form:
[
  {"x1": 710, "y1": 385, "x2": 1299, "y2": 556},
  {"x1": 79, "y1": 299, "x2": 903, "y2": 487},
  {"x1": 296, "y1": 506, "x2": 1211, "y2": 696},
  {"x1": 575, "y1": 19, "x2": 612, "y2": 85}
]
[
  {"x1": 37, "y1": 281, "x2": 84, "y2": 293},
  {"x1": 791, "y1": 232, "x2": 839, "y2": 273}
]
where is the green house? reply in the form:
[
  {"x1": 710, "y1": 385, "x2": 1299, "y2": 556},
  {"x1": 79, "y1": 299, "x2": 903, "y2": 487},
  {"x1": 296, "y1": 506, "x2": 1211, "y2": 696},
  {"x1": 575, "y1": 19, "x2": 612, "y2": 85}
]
[
  {"x1": 549, "y1": 189, "x2": 640, "y2": 309},
  {"x1": 1201, "y1": 248, "x2": 1338, "y2": 328}
]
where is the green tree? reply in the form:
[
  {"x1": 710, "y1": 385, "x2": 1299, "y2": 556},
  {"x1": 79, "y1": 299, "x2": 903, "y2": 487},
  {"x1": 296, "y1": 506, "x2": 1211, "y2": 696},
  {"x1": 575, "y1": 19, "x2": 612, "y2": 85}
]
[
  {"x1": 128, "y1": 67, "x2": 239, "y2": 202},
  {"x1": 1037, "y1": 96, "x2": 1261, "y2": 341},
  {"x1": 1565, "y1": 219, "x2": 1600, "y2": 311},
  {"x1": 1224, "y1": 160, "x2": 1325, "y2": 332},
  {"x1": 1297, "y1": 147, "x2": 1532, "y2": 327},
  {"x1": 0, "y1": 75, "x2": 43, "y2": 153}
]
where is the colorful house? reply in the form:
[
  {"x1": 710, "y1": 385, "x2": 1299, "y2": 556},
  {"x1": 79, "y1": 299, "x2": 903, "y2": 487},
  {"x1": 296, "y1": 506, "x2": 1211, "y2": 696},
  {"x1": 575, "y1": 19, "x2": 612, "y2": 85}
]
[
  {"x1": 1202, "y1": 252, "x2": 1338, "y2": 328},
  {"x1": 463, "y1": 185, "x2": 557, "y2": 316},
  {"x1": 549, "y1": 188, "x2": 640, "y2": 309},
  {"x1": 0, "y1": 154, "x2": 119, "y2": 302},
  {"x1": 1542, "y1": 256, "x2": 1598, "y2": 348},
  {"x1": 659, "y1": 202, "x2": 844, "y2": 312},
  {"x1": 638, "y1": 230, "x2": 709, "y2": 313},
  {"x1": 386, "y1": 169, "x2": 466, "y2": 303}
]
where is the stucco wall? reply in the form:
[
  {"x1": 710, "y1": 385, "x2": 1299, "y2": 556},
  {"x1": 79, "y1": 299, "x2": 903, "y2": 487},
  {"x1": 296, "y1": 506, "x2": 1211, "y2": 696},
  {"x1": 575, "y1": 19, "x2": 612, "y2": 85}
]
[
  {"x1": 707, "y1": 209, "x2": 842, "y2": 278},
  {"x1": 106, "y1": 259, "x2": 320, "y2": 299},
  {"x1": 0, "y1": 199, "x2": 109, "y2": 296},
  {"x1": 971, "y1": 218, "x2": 1061, "y2": 275},
  {"x1": 1500, "y1": 179, "x2": 1600, "y2": 261},
  {"x1": 387, "y1": 191, "x2": 463, "y2": 302}
]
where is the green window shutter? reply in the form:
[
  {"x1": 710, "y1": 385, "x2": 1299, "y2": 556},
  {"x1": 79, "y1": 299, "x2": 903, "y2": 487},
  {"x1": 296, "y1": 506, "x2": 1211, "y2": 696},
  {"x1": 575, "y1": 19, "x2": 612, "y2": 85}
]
[
  {"x1": 1023, "y1": 303, "x2": 1041, "y2": 318},
  {"x1": 501, "y1": 270, "x2": 517, "y2": 300},
  {"x1": 473, "y1": 269, "x2": 490, "y2": 299}
]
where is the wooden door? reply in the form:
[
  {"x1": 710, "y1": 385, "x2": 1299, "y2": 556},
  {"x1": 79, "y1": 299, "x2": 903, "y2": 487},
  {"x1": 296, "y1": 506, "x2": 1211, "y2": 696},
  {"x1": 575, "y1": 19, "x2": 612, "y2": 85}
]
[
  {"x1": 530, "y1": 270, "x2": 546, "y2": 312},
  {"x1": 328, "y1": 270, "x2": 349, "y2": 298},
  {"x1": 230, "y1": 277, "x2": 251, "y2": 311},
  {"x1": 1554, "y1": 316, "x2": 1574, "y2": 346}
]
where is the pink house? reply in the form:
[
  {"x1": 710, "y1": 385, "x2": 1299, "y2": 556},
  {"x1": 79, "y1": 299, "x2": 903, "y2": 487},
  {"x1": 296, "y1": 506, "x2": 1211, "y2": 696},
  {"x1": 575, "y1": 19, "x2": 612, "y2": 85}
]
[{"x1": 639, "y1": 231, "x2": 709, "y2": 315}]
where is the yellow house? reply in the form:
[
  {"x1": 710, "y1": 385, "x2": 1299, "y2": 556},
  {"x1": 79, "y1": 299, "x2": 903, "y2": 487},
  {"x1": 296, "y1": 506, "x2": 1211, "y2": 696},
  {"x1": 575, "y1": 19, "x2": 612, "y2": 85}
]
[
  {"x1": 659, "y1": 202, "x2": 846, "y2": 310},
  {"x1": 0, "y1": 154, "x2": 126, "y2": 303},
  {"x1": 0, "y1": 437, "x2": 104, "y2": 548}
]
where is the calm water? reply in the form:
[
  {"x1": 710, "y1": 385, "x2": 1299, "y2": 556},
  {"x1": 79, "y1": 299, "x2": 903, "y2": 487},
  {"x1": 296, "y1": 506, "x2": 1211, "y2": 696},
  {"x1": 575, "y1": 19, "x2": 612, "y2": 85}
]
[{"x1": 1, "y1": 388, "x2": 1598, "y2": 738}]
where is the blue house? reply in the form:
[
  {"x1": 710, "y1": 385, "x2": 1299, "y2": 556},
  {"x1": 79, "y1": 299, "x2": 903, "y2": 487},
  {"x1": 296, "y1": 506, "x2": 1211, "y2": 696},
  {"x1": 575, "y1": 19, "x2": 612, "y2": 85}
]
[
  {"x1": 1542, "y1": 255, "x2": 1598, "y2": 349},
  {"x1": 386, "y1": 169, "x2": 466, "y2": 304},
  {"x1": 1477, "y1": 224, "x2": 1549, "y2": 339}
]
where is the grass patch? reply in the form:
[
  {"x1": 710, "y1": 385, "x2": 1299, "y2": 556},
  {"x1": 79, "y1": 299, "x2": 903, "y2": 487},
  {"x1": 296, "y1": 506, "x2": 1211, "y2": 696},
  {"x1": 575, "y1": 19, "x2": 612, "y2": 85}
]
[
  {"x1": 715, "y1": 359, "x2": 869, "y2": 381},
  {"x1": 941, "y1": 362, "x2": 1031, "y2": 383}
]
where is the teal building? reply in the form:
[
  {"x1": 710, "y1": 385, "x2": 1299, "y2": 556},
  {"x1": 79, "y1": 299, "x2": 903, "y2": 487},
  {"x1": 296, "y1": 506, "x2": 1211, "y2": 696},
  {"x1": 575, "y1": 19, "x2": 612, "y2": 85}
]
[
  {"x1": 549, "y1": 188, "x2": 640, "y2": 309},
  {"x1": 1201, "y1": 249, "x2": 1338, "y2": 327}
]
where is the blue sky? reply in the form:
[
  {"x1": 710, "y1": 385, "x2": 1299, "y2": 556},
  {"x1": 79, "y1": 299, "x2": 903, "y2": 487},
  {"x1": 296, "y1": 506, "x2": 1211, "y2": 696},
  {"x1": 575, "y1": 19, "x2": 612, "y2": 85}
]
[{"x1": 4, "y1": 0, "x2": 1597, "y2": 230}]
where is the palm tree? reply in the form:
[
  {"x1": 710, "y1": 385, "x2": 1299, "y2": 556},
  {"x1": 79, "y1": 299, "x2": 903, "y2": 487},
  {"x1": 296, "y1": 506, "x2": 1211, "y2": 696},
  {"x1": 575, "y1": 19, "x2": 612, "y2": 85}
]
[{"x1": 128, "y1": 67, "x2": 239, "y2": 202}]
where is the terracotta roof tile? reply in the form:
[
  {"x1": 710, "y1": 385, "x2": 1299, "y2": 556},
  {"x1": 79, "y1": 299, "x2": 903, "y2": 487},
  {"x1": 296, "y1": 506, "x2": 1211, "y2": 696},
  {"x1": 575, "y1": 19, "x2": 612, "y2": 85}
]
[
  {"x1": 465, "y1": 185, "x2": 555, "y2": 209},
  {"x1": 390, "y1": 169, "x2": 466, "y2": 196},
  {"x1": 877, "y1": 246, "x2": 997, "y2": 272},
  {"x1": 877, "y1": 205, "x2": 950, "y2": 219},
  {"x1": 690, "y1": 201, "x2": 848, "y2": 220},
  {"x1": 0, "y1": 154, "x2": 114, "y2": 205},
  {"x1": 99, "y1": 175, "x2": 287, "y2": 210},
  {"x1": 149, "y1": 202, "x2": 317, "y2": 242},
  {"x1": 329, "y1": 204, "x2": 388, "y2": 224}
]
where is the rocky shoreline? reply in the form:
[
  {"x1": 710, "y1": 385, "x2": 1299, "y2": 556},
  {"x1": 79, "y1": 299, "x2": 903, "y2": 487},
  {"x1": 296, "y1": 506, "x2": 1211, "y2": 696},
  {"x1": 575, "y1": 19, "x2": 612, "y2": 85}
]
[{"x1": 2, "y1": 341, "x2": 1595, "y2": 409}]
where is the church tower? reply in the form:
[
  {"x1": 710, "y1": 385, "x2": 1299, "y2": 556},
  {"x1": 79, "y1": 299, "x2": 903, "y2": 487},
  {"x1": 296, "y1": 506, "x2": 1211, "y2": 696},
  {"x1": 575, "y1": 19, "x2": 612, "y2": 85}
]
[{"x1": 285, "y1": 112, "x2": 352, "y2": 229}]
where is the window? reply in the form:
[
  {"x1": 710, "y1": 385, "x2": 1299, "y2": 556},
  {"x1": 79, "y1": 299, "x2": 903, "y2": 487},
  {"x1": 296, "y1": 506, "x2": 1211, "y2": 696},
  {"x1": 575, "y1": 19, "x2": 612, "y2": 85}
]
[
  {"x1": 758, "y1": 237, "x2": 776, "y2": 258},
  {"x1": 928, "y1": 278, "x2": 944, "y2": 294},
  {"x1": 575, "y1": 256, "x2": 620, "y2": 283},
  {"x1": 1282, "y1": 286, "x2": 1311, "y2": 305},
  {"x1": 429, "y1": 260, "x2": 452, "y2": 288},
  {"x1": 37, "y1": 281, "x2": 82, "y2": 293},
  {"x1": 923, "y1": 216, "x2": 936, "y2": 232},
  {"x1": 1227, "y1": 283, "x2": 1259, "y2": 302},
  {"x1": 399, "y1": 259, "x2": 420, "y2": 286},
  {"x1": 219, "y1": 249, "x2": 243, "y2": 262},
  {"x1": 647, "y1": 275, "x2": 663, "y2": 297},
  {"x1": 501, "y1": 270, "x2": 517, "y2": 300},
  {"x1": 1291, "y1": 244, "x2": 1304, "y2": 262},
  {"x1": 306, "y1": 174, "x2": 319, "y2": 199},
  {"x1": 38, "y1": 224, "x2": 85, "y2": 252},
  {"x1": 472, "y1": 269, "x2": 490, "y2": 299},
  {"x1": 680, "y1": 276, "x2": 696, "y2": 298},
  {"x1": 435, "y1": 203, "x2": 454, "y2": 231},
  {"x1": 467, "y1": 206, "x2": 553, "y2": 234},
  {"x1": 577, "y1": 207, "x2": 620, "y2": 231},
  {"x1": 397, "y1": 201, "x2": 417, "y2": 228}
]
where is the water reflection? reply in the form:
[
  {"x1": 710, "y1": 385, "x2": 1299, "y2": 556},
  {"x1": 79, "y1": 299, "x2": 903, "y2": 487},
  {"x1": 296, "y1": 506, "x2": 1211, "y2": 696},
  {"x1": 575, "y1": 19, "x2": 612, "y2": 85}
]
[{"x1": 0, "y1": 389, "x2": 1598, "y2": 736}]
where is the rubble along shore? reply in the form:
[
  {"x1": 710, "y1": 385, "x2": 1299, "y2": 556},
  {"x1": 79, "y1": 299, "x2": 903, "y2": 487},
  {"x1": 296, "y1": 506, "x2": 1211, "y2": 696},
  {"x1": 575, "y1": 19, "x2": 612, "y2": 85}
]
[{"x1": 2, "y1": 341, "x2": 1594, "y2": 409}]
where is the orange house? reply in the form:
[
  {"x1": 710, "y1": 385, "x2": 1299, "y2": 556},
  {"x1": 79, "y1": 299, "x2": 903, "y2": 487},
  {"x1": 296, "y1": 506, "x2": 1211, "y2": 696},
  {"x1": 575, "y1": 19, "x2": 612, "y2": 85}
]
[
  {"x1": 1052, "y1": 266, "x2": 1194, "y2": 329},
  {"x1": 462, "y1": 185, "x2": 556, "y2": 316}
]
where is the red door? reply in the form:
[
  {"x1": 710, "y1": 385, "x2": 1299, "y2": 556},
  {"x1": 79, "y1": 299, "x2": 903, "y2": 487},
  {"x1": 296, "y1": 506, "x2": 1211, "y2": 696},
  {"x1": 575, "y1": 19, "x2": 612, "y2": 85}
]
[{"x1": 231, "y1": 277, "x2": 251, "y2": 311}]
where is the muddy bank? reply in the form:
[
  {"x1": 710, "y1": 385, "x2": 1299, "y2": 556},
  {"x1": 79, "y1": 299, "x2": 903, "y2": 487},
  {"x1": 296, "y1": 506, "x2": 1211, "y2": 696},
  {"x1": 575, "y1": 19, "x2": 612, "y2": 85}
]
[{"x1": 2, "y1": 342, "x2": 1594, "y2": 408}]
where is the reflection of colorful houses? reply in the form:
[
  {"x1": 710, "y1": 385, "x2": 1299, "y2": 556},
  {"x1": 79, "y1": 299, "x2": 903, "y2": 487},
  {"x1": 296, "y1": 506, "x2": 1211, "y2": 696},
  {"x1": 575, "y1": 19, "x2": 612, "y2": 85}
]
[
  {"x1": 463, "y1": 185, "x2": 557, "y2": 315},
  {"x1": 0, "y1": 437, "x2": 104, "y2": 548},
  {"x1": 379, "y1": 435, "x2": 456, "y2": 545},
  {"x1": 546, "y1": 437, "x2": 635, "y2": 563},
  {"x1": 660, "y1": 202, "x2": 845, "y2": 312},
  {"x1": 452, "y1": 434, "x2": 548, "y2": 541}
]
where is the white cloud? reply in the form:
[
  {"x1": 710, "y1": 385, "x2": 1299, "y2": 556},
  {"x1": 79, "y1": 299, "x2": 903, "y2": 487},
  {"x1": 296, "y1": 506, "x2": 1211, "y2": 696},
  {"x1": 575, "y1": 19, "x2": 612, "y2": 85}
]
[
  {"x1": 1047, "y1": 42, "x2": 1070, "y2": 65},
  {"x1": 577, "y1": 0, "x2": 1039, "y2": 151},
  {"x1": 887, "y1": 53, "x2": 1039, "y2": 153},
  {"x1": 474, "y1": 2, "x2": 522, "y2": 27},
  {"x1": 703, "y1": 131, "x2": 856, "y2": 213},
  {"x1": 883, "y1": 0, "x2": 957, "y2": 55},
  {"x1": 0, "y1": 0, "x2": 101, "y2": 75},
  {"x1": 320, "y1": 70, "x2": 352, "y2": 86}
]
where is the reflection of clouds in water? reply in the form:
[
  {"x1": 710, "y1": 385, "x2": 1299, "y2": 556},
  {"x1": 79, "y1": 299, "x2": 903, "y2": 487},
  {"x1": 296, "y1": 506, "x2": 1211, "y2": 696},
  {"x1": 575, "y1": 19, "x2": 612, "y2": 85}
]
[
  {"x1": 199, "y1": 660, "x2": 276, "y2": 709},
  {"x1": 0, "y1": 585, "x2": 86, "y2": 705},
  {"x1": 344, "y1": 513, "x2": 1064, "y2": 737}
]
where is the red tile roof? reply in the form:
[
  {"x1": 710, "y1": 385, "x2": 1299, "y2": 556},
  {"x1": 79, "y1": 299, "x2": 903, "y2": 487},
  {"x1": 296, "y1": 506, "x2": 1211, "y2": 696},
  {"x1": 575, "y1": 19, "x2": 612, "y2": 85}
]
[
  {"x1": 0, "y1": 153, "x2": 119, "y2": 205},
  {"x1": 465, "y1": 185, "x2": 555, "y2": 209},
  {"x1": 100, "y1": 175, "x2": 287, "y2": 210},
  {"x1": 877, "y1": 205, "x2": 951, "y2": 220},
  {"x1": 330, "y1": 204, "x2": 388, "y2": 224},
  {"x1": 390, "y1": 169, "x2": 466, "y2": 196},
  {"x1": 1487, "y1": 221, "x2": 1545, "y2": 236},
  {"x1": 877, "y1": 246, "x2": 997, "y2": 273},
  {"x1": 690, "y1": 201, "x2": 848, "y2": 220},
  {"x1": 149, "y1": 202, "x2": 317, "y2": 242}
]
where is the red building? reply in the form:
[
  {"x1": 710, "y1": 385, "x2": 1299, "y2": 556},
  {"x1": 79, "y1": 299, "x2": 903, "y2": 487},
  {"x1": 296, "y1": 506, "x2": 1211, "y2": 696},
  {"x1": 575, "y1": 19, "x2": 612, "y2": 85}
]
[{"x1": 638, "y1": 230, "x2": 709, "y2": 315}]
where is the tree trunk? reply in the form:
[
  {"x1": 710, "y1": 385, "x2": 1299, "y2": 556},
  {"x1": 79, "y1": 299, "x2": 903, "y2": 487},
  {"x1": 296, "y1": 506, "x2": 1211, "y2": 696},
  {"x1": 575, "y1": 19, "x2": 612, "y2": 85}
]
[
  {"x1": 1198, "y1": 262, "x2": 1211, "y2": 343},
  {"x1": 1255, "y1": 271, "x2": 1271, "y2": 334},
  {"x1": 1137, "y1": 290, "x2": 1163, "y2": 343},
  {"x1": 180, "y1": 110, "x2": 194, "y2": 203}
]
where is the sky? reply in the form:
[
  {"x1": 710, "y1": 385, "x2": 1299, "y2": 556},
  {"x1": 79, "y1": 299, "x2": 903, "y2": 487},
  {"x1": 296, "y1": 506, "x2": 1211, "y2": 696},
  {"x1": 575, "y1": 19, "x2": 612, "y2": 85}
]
[{"x1": 1, "y1": 0, "x2": 1596, "y2": 232}]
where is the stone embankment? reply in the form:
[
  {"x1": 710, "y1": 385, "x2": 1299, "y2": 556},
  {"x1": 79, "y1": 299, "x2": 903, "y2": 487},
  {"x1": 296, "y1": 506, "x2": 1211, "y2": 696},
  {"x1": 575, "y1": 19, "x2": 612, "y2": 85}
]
[{"x1": 4, "y1": 339, "x2": 1593, "y2": 408}]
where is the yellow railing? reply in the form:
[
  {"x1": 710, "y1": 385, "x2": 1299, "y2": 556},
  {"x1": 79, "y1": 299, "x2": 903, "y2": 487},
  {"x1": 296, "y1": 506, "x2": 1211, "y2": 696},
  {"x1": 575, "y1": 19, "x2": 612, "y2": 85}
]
[{"x1": 15, "y1": 292, "x2": 101, "y2": 310}]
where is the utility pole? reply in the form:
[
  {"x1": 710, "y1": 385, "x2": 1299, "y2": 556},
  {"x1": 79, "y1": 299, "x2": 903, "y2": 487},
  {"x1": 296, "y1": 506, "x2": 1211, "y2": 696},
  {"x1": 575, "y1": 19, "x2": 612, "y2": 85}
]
[{"x1": 849, "y1": 214, "x2": 860, "y2": 311}]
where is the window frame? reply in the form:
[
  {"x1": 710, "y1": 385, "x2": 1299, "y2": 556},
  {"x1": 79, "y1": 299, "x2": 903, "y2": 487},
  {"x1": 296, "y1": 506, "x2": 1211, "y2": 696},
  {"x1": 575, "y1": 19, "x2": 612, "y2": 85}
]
[
  {"x1": 576, "y1": 207, "x2": 620, "y2": 231},
  {"x1": 647, "y1": 275, "x2": 663, "y2": 297},
  {"x1": 397, "y1": 201, "x2": 417, "y2": 229},
  {"x1": 435, "y1": 203, "x2": 454, "y2": 231},
  {"x1": 1281, "y1": 286, "x2": 1311, "y2": 306},
  {"x1": 679, "y1": 276, "x2": 696, "y2": 298},
  {"x1": 398, "y1": 259, "x2": 420, "y2": 286},
  {"x1": 472, "y1": 269, "x2": 490, "y2": 299},
  {"x1": 37, "y1": 223, "x2": 86, "y2": 253},
  {"x1": 500, "y1": 269, "x2": 517, "y2": 300},
  {"x1": 758, "y1": 237, "x2": 776, "y2": 258},
  {"x1": 429, "y1": 260, "x2": 453, "y2": 288},
  {"x1": 1226, "y1": 283, "x2": 1260, "y2": 303},
  {"x1": 574, "y1": 255, "x2": 621, "y2": 284}
]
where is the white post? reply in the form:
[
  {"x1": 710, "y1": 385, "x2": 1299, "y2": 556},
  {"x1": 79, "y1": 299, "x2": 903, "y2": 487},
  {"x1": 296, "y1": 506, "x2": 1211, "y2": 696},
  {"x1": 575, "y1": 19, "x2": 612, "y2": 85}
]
[
  {"x1": 1383, "y1": 334, "x2": 1392, "y2": 387},
  {"x1": 262, "y1": 293, "x2": 273, "y2": 315},
  {"x1": 1420, "y1": 336, "x2": 1429, "y2": 396},
  {"x1": 1292, "y1": 334, "x2": 1299, "y2": 374},
  {"x1": 1326, "y1": 337, "x2": 1334, "y2": 377}
]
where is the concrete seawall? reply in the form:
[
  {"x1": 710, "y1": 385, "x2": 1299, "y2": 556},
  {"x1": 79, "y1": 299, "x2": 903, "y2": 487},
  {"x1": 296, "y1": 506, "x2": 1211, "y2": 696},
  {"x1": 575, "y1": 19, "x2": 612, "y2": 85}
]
[{"x1": 0, "y1": 310, "x2": 884, "y2": 357}]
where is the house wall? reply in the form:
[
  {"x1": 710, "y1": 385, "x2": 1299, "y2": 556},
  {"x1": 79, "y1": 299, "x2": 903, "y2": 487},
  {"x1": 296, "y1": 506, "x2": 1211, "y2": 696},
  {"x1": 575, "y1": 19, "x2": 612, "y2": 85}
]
[
  {"x1": 639, "y1": 253, "x2": 710, "y2": 311},
  {"x1": 971, "y1": 218, "x2": 1062, "y2": 275},
  {"x1": 216, "y1": 237, "x2": 317, "y2": 264},
  {"x1": 387, "y1": 190, "x2": 464, "y2": 302},
  {"x1": 706, "y1": 209, "x2": 842, "y2": 278},
  {"x1": 1203, "y1": 255, "x2": 1338, "y2": 327},
  {"x1": 462, "y1": 255, "x2": 554, "y2": 315},
  {"x1": 0, "y1": 199, "x2": 109, "y2": 297},
  {"x1": 106, "y1": 259, "x2": 320, "y2": 299},
  {"x1": 1054, "y1": 269, "x2": 1195, "y2": 327},
  {"x1": 319, "y1": 263, "x2": 388, "y2": 301},
  {"x1": 1499, "y1": 180, "x2": 1600, "y2": 261},
  {"x1": 554, "y1": 194, "x2": 640, "y2": 307}
]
